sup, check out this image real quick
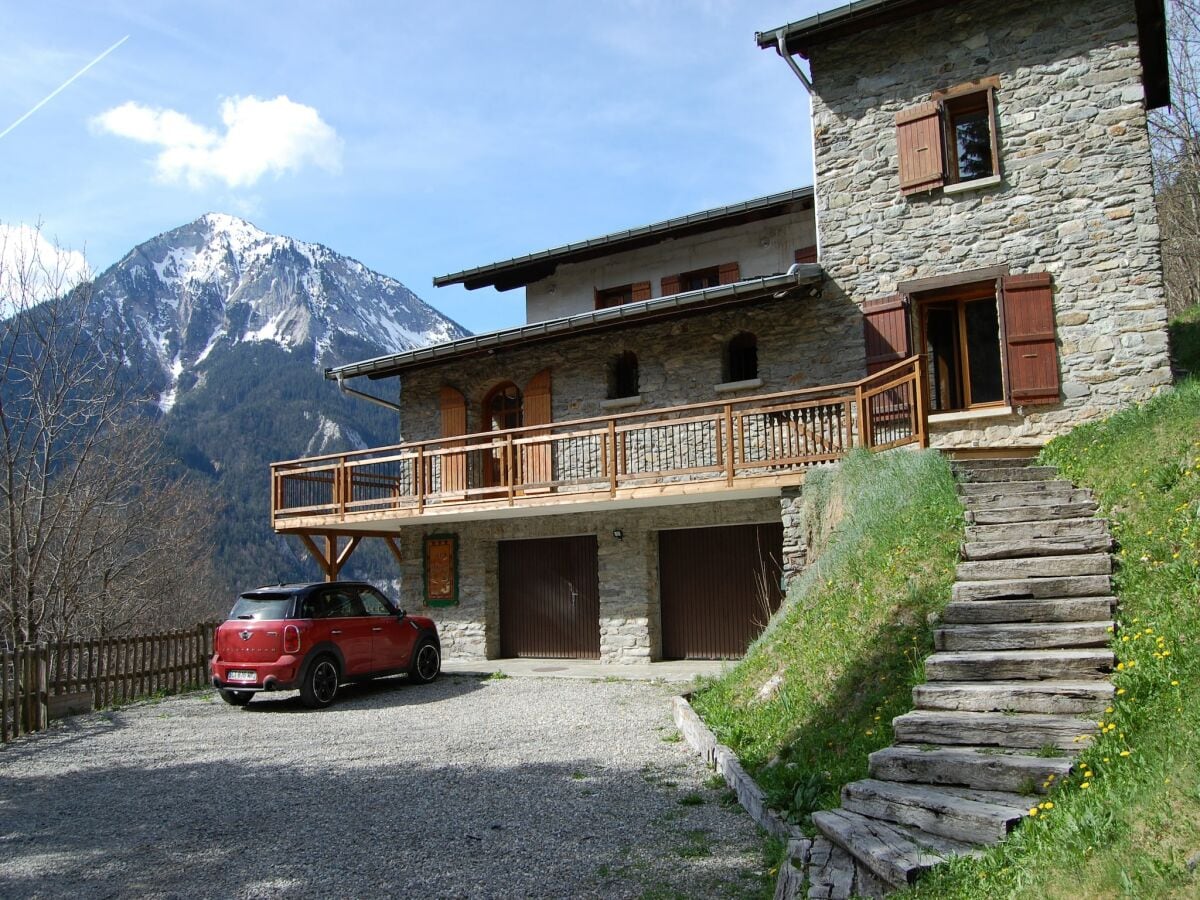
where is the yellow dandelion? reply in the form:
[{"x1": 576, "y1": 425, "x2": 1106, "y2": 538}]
[
  {"x1": 1117, "y1": 688, "x2": 1126, "y2": 695},
  {"x1": 1105, "y1": 706, "x2": 1114, "y2": 713},
  {"x1": 1120, "y1": 751, "x2": 1131, "y2": 757},
  {"x1": 1081, "y1": 782, "x2": 1091, "y2": 789},
  {"x1": 1044, "y1": 801, "x2": 1054, "y2": 809},
  {"x1": 1172, "y1": 680, "x2": 1180, "y2": 686},
  {"x1": 1028, "y1": 807, "x2": 1039, "y2": 817}
]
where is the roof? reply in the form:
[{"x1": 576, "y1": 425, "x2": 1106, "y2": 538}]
[
  {"x1": 756, "y1": 0, "x2": 1169, "y2": 110},
  {"x1": 433, "y1": 187, "x2": 814, "y2": 292},
  {"x1": 330, "y1": 266, "x2": 823, "y2": 381}
]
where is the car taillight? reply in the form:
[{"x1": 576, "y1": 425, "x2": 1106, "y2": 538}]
[{"x1": 284, "y1": 624, "x2": 301, "y2": 654}]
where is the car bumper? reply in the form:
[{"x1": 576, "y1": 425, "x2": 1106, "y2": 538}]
[{"x1": 210, "y1": 656, "x2": 301, "y2": 693}]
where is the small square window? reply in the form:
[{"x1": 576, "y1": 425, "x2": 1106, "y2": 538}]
[
  {"x1": 944, "y1": 91, "x2": 997, "y2": 184},
  {"x1": 679, "y1": 266, "x2": 721, "y2": 292}
]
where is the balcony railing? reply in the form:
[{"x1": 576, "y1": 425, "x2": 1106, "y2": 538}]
[{"x1": 271, "y1": 356, "x2": 927, "y2": 526}]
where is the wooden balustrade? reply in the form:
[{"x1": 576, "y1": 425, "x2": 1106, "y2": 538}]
[{"x1": 272, "y1": 356, "x2": 927, "y2": 526}]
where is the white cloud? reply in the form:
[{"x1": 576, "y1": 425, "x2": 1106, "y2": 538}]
[
  {"x1": 0, "y1": 223, "x2": 91, "y2": 313},
  {"x1": 93, "y1": 95, "x2": 343, "y2": 189}
]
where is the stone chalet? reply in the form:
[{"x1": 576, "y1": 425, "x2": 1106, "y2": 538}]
[{"x1": 270, "y1": 0, "x2": 1172, "y2": 665}]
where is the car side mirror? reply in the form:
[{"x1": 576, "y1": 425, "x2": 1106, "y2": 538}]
[{"x1": 396, "y1": 608, "x2": 407, "y2": 619}]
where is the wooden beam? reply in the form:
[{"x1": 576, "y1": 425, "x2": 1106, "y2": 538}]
[
  {"x1": 381, "y1": 536, "x2": 403, "y2": 567},
  {"x1": 298, "y1": 533, "x2": 333, "y2": 579},
  {"x1": 335, "y1": 536, "x2": 362, "y2": 572}
]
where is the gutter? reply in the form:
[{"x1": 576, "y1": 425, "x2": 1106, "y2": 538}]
[
  {"x1": 335, "y1": 375, "x2": 402, "y2": 412},
  {"x1": 775, "y1": 32, "x2": 814, "y2": 92}
]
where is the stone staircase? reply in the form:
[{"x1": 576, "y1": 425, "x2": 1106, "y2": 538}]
[{"x1": 802, "y1": 458, "x2": 1116, "y2": 897}]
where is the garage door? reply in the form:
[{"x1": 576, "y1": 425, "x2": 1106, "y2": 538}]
[
  {"x1": 499, "y1": 535, "x2": 600, "y2": 659},
  {"x1": 659, "y1": 523, "x2": 784, "y2": 660}
]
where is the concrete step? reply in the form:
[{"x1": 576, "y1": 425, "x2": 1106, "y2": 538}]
[
  {"x1": 956, "y1": 553, "x2": 1112, "y2": 581},
  {"x1": 841, "y1": 779, "x2": 1028, "y2": 844},
  {"x1": 912, "y1": 679, "x2": 1114, "y2": 714},
  {"x1": 891, "y1": 710, "x2": 1099, "y2": 751},
  {"x1": 960, "y1": 533, "x2": 1113, "y2": 561},
  {"x1": 953, "y1": 574, "x2": 1112, "y2": 601},
  {"x1": 941, "y1": 597, "x2": 1117, "y2": 624},
  {"x1": 964, "y1": 518, "x2": 1108, "y2": 542},
  {"x1": 934, "y1": 621, "x2": 1115, "y2": 651},
  {"x1": 812, "y1": 808, "x2": 977, "y2": 890},
  {"x1": 868, "y1": 745, "x2": 1074, "y2": 794},
  {"x1": 804, "y1": 836, "x2": 890, "y2": 899},
  {"x1": 924, "y1": 648, "x2": 1114, "y2": 681},
  {"x1": 965, "y1": 501, "x2": 1100, "y2": 524},
  {"x1": 958, "y1": 479, "x2": 1078, "y2": 499},
  {"x1": 955, "y1": 465, "x2": 1060, "y2": 484}
]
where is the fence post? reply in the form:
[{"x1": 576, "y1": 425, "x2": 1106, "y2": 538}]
[{"x1": 34, "y1": 645, "x2": 49, "y2": 732}]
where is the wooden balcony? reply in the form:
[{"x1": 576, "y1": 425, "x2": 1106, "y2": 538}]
[{"x1": 271, "y1": 357, "x2": 927, "y2": 532}]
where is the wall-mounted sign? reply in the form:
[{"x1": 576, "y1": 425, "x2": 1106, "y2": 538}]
[{"x1": 423, "y1": 534, "x2": 458, "y2": 606}]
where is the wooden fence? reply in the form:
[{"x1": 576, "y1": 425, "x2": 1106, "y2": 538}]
[{"x1": 1, "y1": 622, "x2": 219, "y2": 744}]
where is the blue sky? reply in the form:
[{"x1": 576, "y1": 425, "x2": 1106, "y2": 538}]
[{"x1": 2, "y1": 1, "x2": 826, "y2": 334}]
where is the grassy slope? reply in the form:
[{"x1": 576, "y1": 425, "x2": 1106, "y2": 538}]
[{"x1": 690, "y1": 449, "x2": 963, "y2": 827}]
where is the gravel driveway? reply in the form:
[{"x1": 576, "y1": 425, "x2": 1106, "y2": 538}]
[{"x1": 0, "y1": 675, "x2": 769, "y2": 899}]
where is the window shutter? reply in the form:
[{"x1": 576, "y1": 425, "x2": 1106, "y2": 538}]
[
  {"x1": 523, "y1": 369, "x2": 553, "y2": 491},
  {"x1": 631, "y1": 281, "x2": 652, "y2": 303},
  {"x1": 895, "y1": 101, "x2": 945, "y2": 195},
  {"x1": 1001, "y1": 273, "x2": 1060, "y2": 406},
  {"x1": 718, "y1": 262, "x2": 741, "y2": 285},
  {"x1": 862, "y1": 295, "x2": 911, "y2": 374},
  {"x1": 660, "y1": 274, "x2": 681, "y2": 297},
  {"x1": 439, "y1": 386, "x2": 468, "y2": 494},
  {"x1": 794, "y1": 246, "x2": 818, "y2": 264}
]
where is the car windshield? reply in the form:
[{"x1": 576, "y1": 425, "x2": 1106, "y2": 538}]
[{"x1": 229, "y1": 592, "x2": 295, "y2": 620}]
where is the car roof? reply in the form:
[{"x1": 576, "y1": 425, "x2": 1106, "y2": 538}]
[{"x1": 241, "y1": 581, "x2": 376, "y2": 595}]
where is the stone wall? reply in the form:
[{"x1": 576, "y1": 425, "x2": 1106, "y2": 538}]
[{"x1": 808, "y1": 0, "x2": 1172, "y2": 447}]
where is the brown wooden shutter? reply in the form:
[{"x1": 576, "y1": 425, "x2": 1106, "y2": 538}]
[
  {"x1": 718, "y1": 262, "x2": 741, "y2": 285},
  {"x1": 896, "y1": 102, "x2": 945, "y2": 195},
  {"x1": 523, "y1": 368, "x2": 553, "y2": 491},
  {"x1": 439, "y1": 386, "x2": 468, "y2": 495},
  {"x1": 1001, "y1": 273, "x2": 1060, "y2": 406},
  {"x1": 794, "y1": 246, "x2": 817, "y2": 264},
  {"x1": 660, "y1": 274, "x2": 681, "y2": 297},
  {"x1": 862, "y1": 294, "x2": 911, "y2": 374},
  {"x1": 631, "y1": 281, "x2": 652, "y2": 303}
]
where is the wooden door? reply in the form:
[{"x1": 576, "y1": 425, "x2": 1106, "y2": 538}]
[
  {"x1": 659, "y1": 523, "x2": 783, "y2": 660},
  {"x1": 499, "y1": 536, "x2": 600, "y2": 659}
]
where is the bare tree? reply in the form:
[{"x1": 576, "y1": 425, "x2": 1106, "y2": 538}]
[{"x1": 0, "y1": 224, "x2": 223, "y2": 646}]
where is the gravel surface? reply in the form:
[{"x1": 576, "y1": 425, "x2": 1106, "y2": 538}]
[{"x1": 0, "y1": 675, "x2": 769, "y2": 899}]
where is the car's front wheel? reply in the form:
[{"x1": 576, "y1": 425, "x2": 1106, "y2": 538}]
[
  {"x1": 219, "y1": 689, "x2": 253, "y2": 707},
  {"x1": 300, "y1": 655, "x2": 340, "y2": 709},
  {"x1": 408, "y1": 639, "x2": 440, "y2": 684}
]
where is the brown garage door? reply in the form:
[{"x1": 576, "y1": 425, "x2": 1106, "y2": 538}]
[
  {"x1": 659, "y1": 523, "x2": 783, "y2": 660},
  {"x1": 499, "y1": 535, "x2": 600, "y2": 659}
]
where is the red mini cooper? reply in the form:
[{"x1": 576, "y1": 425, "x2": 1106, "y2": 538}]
[{"x1": 210, "y1": 581, "x2": 441, "y2": 709}]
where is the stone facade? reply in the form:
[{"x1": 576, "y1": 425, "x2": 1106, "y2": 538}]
[{"x1": 808, "y1": 0, "x2": 1172, "y2": 447}]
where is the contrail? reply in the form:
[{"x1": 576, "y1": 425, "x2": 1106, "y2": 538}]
[{"x1": 0, "y1": 35, "x2": 130, "y2": 141}]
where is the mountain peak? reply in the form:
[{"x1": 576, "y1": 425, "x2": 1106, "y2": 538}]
[{"x1": 196, "y1": 212, "x2": 268, "y2": 246}]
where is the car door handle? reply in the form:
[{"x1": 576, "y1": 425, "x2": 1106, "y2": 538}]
[
  {"x1": 372, "y1": 627, "x2": 383, "y2": 632},
  {"x1": 330, "y1": 629, "x2": 342, "y2": 635}
]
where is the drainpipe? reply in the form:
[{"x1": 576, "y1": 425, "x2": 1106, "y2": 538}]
[
  {"x1": 336, "y1": 374, "x2": 402, "y2": 413},
  {"x1": 776, "y1": 33, "x2": 813, "y2": 93}
]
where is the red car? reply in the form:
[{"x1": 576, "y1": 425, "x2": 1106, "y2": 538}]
[{"x1": 210, "y1": 581, "x2": 441, "y2": 708}]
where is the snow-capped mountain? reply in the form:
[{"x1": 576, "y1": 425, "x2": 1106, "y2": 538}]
[{"x1": 92, "y1": 212, "x2": 467, "y2": 412}]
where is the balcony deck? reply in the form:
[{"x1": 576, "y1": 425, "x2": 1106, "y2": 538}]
[{"x1": 271, "y1": 357, "x2": 927, "y2": 534}]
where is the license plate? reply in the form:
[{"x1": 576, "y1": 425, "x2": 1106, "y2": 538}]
[{"x1": 228, "y1": 670, "x2": 256, "y2": 682}]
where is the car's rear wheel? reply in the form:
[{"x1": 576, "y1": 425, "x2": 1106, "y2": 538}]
[
  {"x1": 219, "y1": 689, "x2": 253, "y2": 707},
  {"x1": 300, "y1": 656, "x2": 340, "y2": 708},
  {"x1": 409, "y1": 639, "x2": 440, "y2": 684}
]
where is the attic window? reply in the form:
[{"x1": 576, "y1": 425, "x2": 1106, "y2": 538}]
[
  {"x1": 595, "y1": 281, "x2": 650, "y2": 310},
  {"x1": 896, "y1": 78, "x2": 1001, "y2": 196},
  {"x1": 680, "y1": 266, "x2": 721, "y2": 292}
]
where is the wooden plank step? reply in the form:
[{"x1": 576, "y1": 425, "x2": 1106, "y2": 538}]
[
  {"x1": 840, "y1": 779, "x2": 1027, "y2": 844},
  {"x1": 812, "y1": 808, "x2": 978, "y2": 889},
  {"x1": 869, "y1": 745, "x2": 1074, "y2": 794},
  {"x1": 953, "y1": 574, "x2": 1111, "y2": 601},
  {"x1": 956, "y1": 554, "x2": 1112, "y2": 581},
  {"x1": 925, "y1": 648, "x2": 1114, "y2": 681},
  {"x1": 913, "y1": 679, "x2": 1114, "y2": 714},
  {"x1": 958, "y1": 480, "x2": 1078, "y2": 498},
  {"x1": 805, "y1": 836, "x2": 858, "y2": 899},
  {"x1": 941, "y1": 597, "x2": 1117, "y2": 624},
  {"x1": 892, "y1": 710, "x2": 1099, "y2": 751},
  {"x1": 964, "y1": 489, "x2": 1092, "y2": 511},
  {"x1": 966, "y1": 501, "x2": 1100, "y2": 525},
  {"x1": 965, "y1": 518, "x2": 1108, "y2": 542},
  {"x1": 951, "y1": 457, "x2": 1035, "y2": 469},
  {"x1": 934, "y1": 621, "x2": 1115, "y2": 651},
  {"x1": 955, "y1": 465, "x2": 1059, "y2": 483},
  {"x1": 960, "y1": 533, "x2": 1112, "y2": 561}
]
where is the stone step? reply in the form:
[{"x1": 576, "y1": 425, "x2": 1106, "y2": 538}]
[
  {"x1": 941, "y1": 597, "x2": 1117, "y2": 624},
  {"x1": 925, "y1": 648, "x2": 1114, "y2": 681},
  {"x1": 933, "y1": 621, "x2": 1115, "y2": 651},
  {"x1": 840, "y1": 779, "x2": 1028, "y2": 844},
  {"x1": 891, "y1": 710, "x2": 1099, "y2": 751},
  {"x1": 964, "y1": 518, "x2": 1108, "y2": 542},
  {"x1": 804, "y1": 836, "x2": 858, "y2": 899},
  {"x1": 958, "y1": 479, "x2": 1078, "y2": 499},
  {"x1": 965, "y1": 501, "x2": 1100, "y2": 524},
  {"x1": 912, "y1": 679, "x2": 1114, "y2": 714},
  {"x1": 956, "y1": 553, "x2": 1112, "y2": 581},
  {"x1": 812, "y1": 808, "x2": 978, "y2": 890},
  {"x1": 953, "y1": 574, "x2": 1111, "y2": 601},
  {"x1": 956, "y1": 465, "x2": 1060, "y2": 484},
  {"x1": 868, "y1": 745, "x2": 1074, "y2": 794},
  {"x1": 960, "y1": 533, "x2": 1113, "y2": 561}
]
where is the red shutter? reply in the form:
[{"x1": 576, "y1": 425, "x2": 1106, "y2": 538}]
[
  {"x1": 718, "y1": 262, "x2": 741, "y2": 284},
  {"x1": 439, "y1": 386, "x2": 468, "y2": 495},
  {"x1": 794, "y1": 246, "x2": 818, "y2": 264},
  {"x1": 523, "y1": 369, "x2": 553, "y2": 491},
  {"x1": 1001, "y1": 273, "x2": 1060, "y2": 406},
  {"x1": 896, "y1": 102, "x2": 945, "y2": 195},
  {"x1": 862, "y1": 295, "x2": 911, "y2": 374},
  {"x1": 631, "y1": 281, "x2": 652, "y2": 302},
  {"x1": 661, "y1": 274, "x2": 681, "y2": 297}
]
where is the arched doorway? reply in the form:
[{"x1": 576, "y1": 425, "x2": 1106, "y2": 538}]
[{"x1": 482, "y1": 381, "x2": 522, "y2": 487}]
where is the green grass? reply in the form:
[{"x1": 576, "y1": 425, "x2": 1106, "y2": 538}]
[
  {"x1": 690, "y1": 448, "x2": 963, "y2": 827},
  {"x1": 1169, "y1": 302, "x2": 1200, "y2": 376}
]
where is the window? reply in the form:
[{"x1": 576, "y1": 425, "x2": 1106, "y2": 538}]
[
  {"x1": 358, "y1": 587, "x2": 395, "y2": 616},
  {"x1": 608, "y1": 351, "x2": 639, "y2": 399},
  {"x1": 895, "y1": 78, "x2": 1000, "y2": 195},
  {"x1": 917, "y1": 283, "x2": 1005, "y2": 412},
  {"x1": 595, "y1": 281, "x2": 650, "y2": 310},
  {"x1": 724, "y1": 333, "x2": 758, "y2": 383},
  {"x1": 661, "y1": 262, "x2": 740, "y2": 297},
  {"x1": 484, "y1": 382, "x2": 522, "y2": 431},
  {"x1": 944, "y1": 91, "x2": 996, "y2": 184}
]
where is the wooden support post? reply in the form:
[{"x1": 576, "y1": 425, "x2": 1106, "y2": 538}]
[
  {"x1": 505, "y1": 434, "x2": 515, "y2": 505},
  {"x1": 334, "y1": 536, "x2": 362, "y2": 577},
  {"x1": 723, "y1": 406, "x2": 736, "y2": 486},
  {"x1": 607, "y1": 420, "x2": 618, "y2": 497},
  {"x1": 299, "y1": 533, "x2": 334, "y2": 581},
  {"x1": 913, "y1": 355, "x2": 929, "y2": 448},
  {"x1": 381, "y1": 535, "x2": 403, "y2": 567}
]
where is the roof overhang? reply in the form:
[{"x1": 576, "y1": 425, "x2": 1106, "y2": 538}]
[
  {"x1": 433, "y1": 187, "x2": 814, "y2": 292},
  {"x1": 756, "y1": 0, "x2": 1169, "y2": 109},
  {"x1": 328, "y1": 266, "x2": 824, "y2": 381}
]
